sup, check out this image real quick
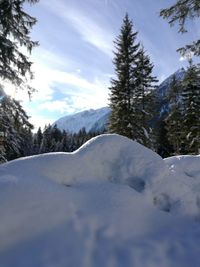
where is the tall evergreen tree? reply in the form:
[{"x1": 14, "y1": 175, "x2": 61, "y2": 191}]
[
  {"x1": 133, "y1": 46, "x2": 157, "y2": 146},
  {"x1": 39, "y1": 125, "x2": 53, "y2": 153},
  {"x1": 109, "y1": 14, "x2": 140, "y2": 139},
  {"x1": 0, "y1": 0, "x2": 39, "y2": 93},
  {"x1": 32, "y1": 127, "x2": 43, "y2": 154},
  {"x1": 36, "y1": 127, "x2": 43, "y2": 147},
  {"x1": 165, "y1": 75, "x2": 183, "y2": 155},
  {"x1": 60, "y1": 131, "x2": 70, "y2": 152},
  {"x1": 181, "y1": 62, "x2": 200, "y2": 154},
  {"x1": 0, "y1": 95, "x2": 33, "y2": 160},
  {"x1": 109, "y1": 15, "x2": 157, "y2": 147}
]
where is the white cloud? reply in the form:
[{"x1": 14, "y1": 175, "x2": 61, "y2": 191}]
[
  {"x1": 65, "y1": 11, "x2": 113, "y2": 57},
  {"x1": 38, "y1": 100, "x2": 73, "y2": 114},
  {"x1": 41, "y1": 0, "x2": 114, "y2": 57},
  {"x1": 3, "y1": 51, "x2": 110, "y2": 129},
  {"x1": 33, "y1": 66, "x2": 109, "y2": 112}
]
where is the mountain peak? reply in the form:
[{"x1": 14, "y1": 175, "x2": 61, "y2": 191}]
[{"x1": 53, "y1": 107, "x2": 111, "y2": 133}]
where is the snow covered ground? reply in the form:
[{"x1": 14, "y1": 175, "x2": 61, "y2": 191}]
[{"x1": 0, "y1": 134, "x2": 200, "y2": 267}]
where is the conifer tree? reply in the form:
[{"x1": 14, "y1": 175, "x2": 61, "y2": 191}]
[
  {"x1": 165, "y1": 75, "x2": 183, "y2": 155},
  {"x1": 133, "y1": 46, "x2": 157, "y2": 146},
  {"x1": 33, "y1": 127, "x2": 43, "y2": 154},
  {"x1": 0, "y1": 0, "x2": 39, "y2": 93},
  {"x1": 109, "y1": 15, "x2": 157, "y2": 146},
  {"x1": 181, "y1": 62, "x2": 200, "y2": 154},
  {"x1": 60, "y1": 131, "x2": 70, "y2": 152},
  {"x1": 0, "y1": 95, "x2": 33, "y2": 160},
  {"x1": 36, "y1": 127, "x2": 43, "y2": 147},
  {"x1": 39, "y1": 125, "x2": 51, "y2": 153},
  {"x1": 109, "y1": 14, "x2": 140, "y2": 139}
]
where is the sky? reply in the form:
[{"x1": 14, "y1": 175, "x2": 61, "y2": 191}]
[{"x1": 4, "y1": 0, "x2": 200, "y2": 130}]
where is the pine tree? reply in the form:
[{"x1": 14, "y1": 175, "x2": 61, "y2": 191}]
[
  {"x1": 109, "y1": 13, "x2": 140, "y2": 139},
  {"x1": 36, "y1": 127, "x2": 43, "y2": 149},
  {"x1": 0, "y1": 0, "x2": 39, "y2": 93},
  {"x1": 109, "y1": 15, "x2": 157, "y2": 147},
  {"x1": 0, "y1": 95, "x2": 33, "y2": 160},
  {"x1": 181, "y1": 62, "x2": 200, "y2": 154},
  {"x1": 39, "y1": 125, "x2": 52, "y2": 153},
  {"x1": 165, "y1": 75, "x2": 183, "y2": 155},
  {"x1": 60, "y1": 131, "x2": 70, "y2": 152},
  {"x1": 32, "y1": 127, "x2": 43, "y2": 154}
]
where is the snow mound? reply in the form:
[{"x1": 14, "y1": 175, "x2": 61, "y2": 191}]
[
  {"x1": 1, "y1": 135, "x2": 200, "y2": 267},
  {"x1": 1, "y1": 134, "x2": 169, "y2": 191}
]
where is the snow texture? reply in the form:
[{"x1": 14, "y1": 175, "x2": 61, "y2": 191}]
[{"x1": 0, "y1": 134, "x2": 200, "y2": 267}]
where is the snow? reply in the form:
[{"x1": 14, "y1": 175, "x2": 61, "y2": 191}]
[
  {"x1": 1, "y1": 134, "x2": 200, "y2": 267},
  {"x1": 53, "y1": 107, "x2": 110, "y2": 133},
  {"x1": 161, "y1": 155, "x2": 200, "y2": 216}
]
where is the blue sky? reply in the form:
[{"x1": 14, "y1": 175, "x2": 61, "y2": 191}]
[{"x1": 5, "y1": 0, "x2": 200, "y2": 130}]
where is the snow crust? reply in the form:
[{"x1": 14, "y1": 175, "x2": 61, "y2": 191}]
[{"x1": 1, "y1": 134, "x2": 200, "y2": 267}]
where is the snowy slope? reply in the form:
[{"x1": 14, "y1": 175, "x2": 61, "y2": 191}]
[
  {"x1": 53, "y1": 107, "x2": 110, "y2": 133},
  {"x1": 1, "y1": 134, "x2": 200, "y2": 267}
]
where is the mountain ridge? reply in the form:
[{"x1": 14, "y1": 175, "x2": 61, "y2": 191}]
[{"x1": 53, "y1": 107, "x2": 110, "y2": 133}]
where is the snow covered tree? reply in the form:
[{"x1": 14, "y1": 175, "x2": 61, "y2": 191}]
[
  {"x1": 32, "y1": 127, "x2": 43, "y2": 154},
  {"x1": 39, "y1": 125, "x2": 52, "y2": 153},
  {"x1": 60, "y1": 131, "x2": 70, "y2": 152},
  {"x1": 165, "y1": 75, "x2": 183, "y2": 155},
  {"x1": 0, "y1": 0, "x2": 39, "y2": 93},
  {"x1": 35, "y1": 127, "x2": 43, "y2": 149},
  {"x1": 0, "y1": 94, "x2": 34, "y2": 160},
  {"x1": 108, "y1": 14, "x2": 140, "y2": 139},
  {"x1": 160, "y1": 0, "x2": 200, "y2": 57},
  {"x1": 181, "y1": 62, "x2": 200, "y2": 154},
  {"x1": 39, "y1": 125, "x2": 65, "y2": 153}
]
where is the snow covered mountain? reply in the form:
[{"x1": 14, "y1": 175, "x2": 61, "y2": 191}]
[
  {"x1": 53, "y1": 107, "x2": 111, "y2": 133},
  {"x1": 1, "y1": 134, "x2": 200, "y2": 267}
]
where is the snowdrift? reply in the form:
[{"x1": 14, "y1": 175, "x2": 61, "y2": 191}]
[
  {"x1": 1, "y1": 134, "x2": 200, "y2": 267},
  {"x1": 1, "y1": 134, "x2": 169, "y2": 190}
]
